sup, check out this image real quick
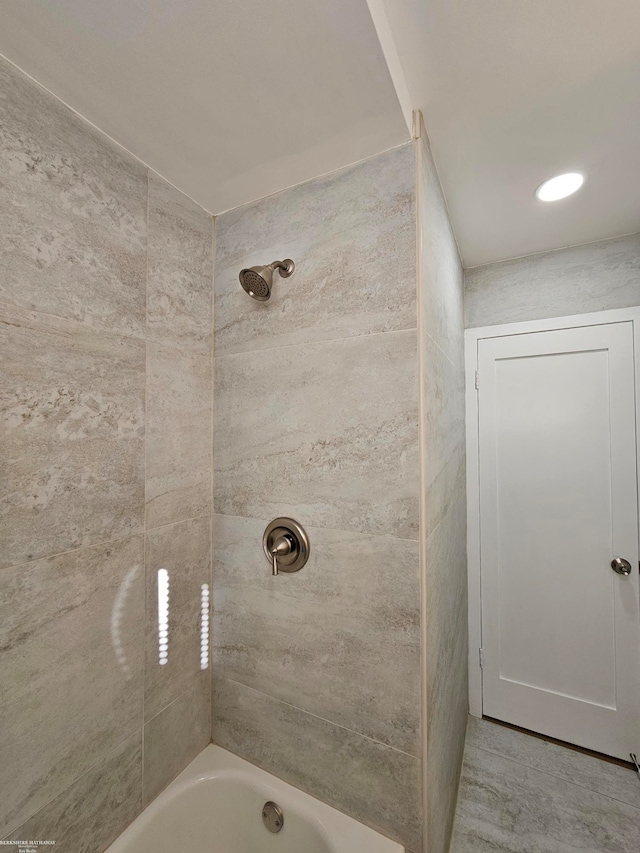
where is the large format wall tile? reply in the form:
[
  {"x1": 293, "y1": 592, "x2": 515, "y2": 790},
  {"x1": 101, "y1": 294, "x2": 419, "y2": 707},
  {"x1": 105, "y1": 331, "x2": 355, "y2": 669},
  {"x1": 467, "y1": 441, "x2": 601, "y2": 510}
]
[
  {"x1": 0, "y1": 57, "x2": 147, "y2": 338},
  {"x1": 0, "y1": 535, "x2": 144, "y2": 837},
  {"x1": 145, "y1": 516, "x2": 212, "y2": 721},
  {"x1": 4, "y1": 735, "x2": 143, "y2": 853},
  {"x1": 213, "y1": 677, "x2": 422, "y2": 851},
  {"x1": 214, "y1": 330, "x2": 419, "y2": 539},
  {"x1": 143, "y1": 680, "x2": 210, "y2": 805},
  {"x1": 425, "y1": 500, "x2": 468, "y2": 853},
  {"x1": 145, "y1": 343, "x2": 212, "y2": 531},
  {"x1": 418, "y1": 117, "x2": 467, "y2": 853},
  {"x1": 0, "y1": 305, "x2": 145, "y2": 569},
  {"x1": 422, "y1": 333, "x2": 465, "y2": 538},
  {"x1": 419, "y1": 132, "x2": 464, "y2": 371},
  {"x1": 450, "y1": 744, "x2": 640, "y2": 853},
  {"x1": 214, "y1": 514, "x2": 420, "y2": 754},
  {"x1": 215, "y1": 144, "x2": 416, "y2": 356},
  {"x1": 147, "y1": 174, "x2": 213, "y2": 355},
  {"x1": 465, "y1": 232, "x2": 640, "y2": 329}
]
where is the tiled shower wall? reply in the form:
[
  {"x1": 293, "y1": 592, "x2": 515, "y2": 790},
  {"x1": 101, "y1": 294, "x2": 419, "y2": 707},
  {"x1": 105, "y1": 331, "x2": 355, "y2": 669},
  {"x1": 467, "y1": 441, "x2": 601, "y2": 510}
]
[
  {"x1": 0, "y1": 57, "x2": 213, "y2": 851},
  {"x1": 212, "y1": 144, "x2": 423, "y2": 850},
  {"x1": 418, "y1": 118, "x2": 468, "y2": 853},
  {"x1": 465, "y1": 231, "x2": 640, "y2": 328}
]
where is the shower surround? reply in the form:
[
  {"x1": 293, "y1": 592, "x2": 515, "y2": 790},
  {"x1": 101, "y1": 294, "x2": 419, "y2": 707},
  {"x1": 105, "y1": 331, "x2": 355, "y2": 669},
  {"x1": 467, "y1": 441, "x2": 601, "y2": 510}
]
[
  {"x1": 0, "y1": 56, "x2": 213, "y2": 850},
  {"x1": 213, "y1": 119, "x2": 467, "y2": 853},
  {"x1": 1, "y1": 52, "x2": 467, "y2": 853}
]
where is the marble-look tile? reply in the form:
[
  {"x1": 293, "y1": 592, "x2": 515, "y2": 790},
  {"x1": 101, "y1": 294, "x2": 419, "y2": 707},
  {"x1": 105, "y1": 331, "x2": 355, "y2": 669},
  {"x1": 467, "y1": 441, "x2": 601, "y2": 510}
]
[
  {"x1": 466, "y1": 717, "x2": 640, "y2": 810},
  {"x1": 0, "y1": 304, "x2": 145, "y2": 569},
  {"x1": 450, "y1": 744, "x2": 640, "y2": 853},
  {"x1": 214, "y1": 330, "x2": 419, "y2": 539},
  {"x1": 147, "y1": 173, "x2": 213, "y2": 355},
  {"x1": 425, "y1": 497, "x2": 468, "y2": 712},
  {"x1": 214, "y1": 514, "x2": 420, "y2": 754},
  {"x1": 143, "y1": 679, "x2": 210, "y2": 804},
  {"x1": 145, "y1": 516, "x2": 212, "y2": 721},
  {"x1": 3, "y1": 735, "x2": 142, "y2": 853},
  {"x1": 422, "y1": 332, "x2": 465, "y2": 538},
  {"x1": 465, "y1": 232, "x2": 640, "y2": 329},
  {"x1": 212, "y1": 677, "x2": 422, "y2": 851},
  {"x1": 0, "y1": 57, "x2": 147, "y2": 338},
  {"x1": 0, "y1": 535, "x2": 144, "y2": 837},
  {"x1": 145, "y1": 342, "x2": 212, "y2": 530},
  {"x1": 425, "y1": 498, "x2": 468, "y2": 853},
  {"x1": 214, "y1": 145, "x2": 416, "y2": 356},
  {"x1": 419, "y1": 128, "x2": 464, "y2": 371}
]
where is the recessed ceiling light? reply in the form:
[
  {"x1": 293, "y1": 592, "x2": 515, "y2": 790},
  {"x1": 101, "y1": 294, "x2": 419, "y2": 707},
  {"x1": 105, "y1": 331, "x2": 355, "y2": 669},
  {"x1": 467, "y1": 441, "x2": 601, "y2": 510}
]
[{"x1": 535, "y1": 172, "x2": 585, "y2": 202}]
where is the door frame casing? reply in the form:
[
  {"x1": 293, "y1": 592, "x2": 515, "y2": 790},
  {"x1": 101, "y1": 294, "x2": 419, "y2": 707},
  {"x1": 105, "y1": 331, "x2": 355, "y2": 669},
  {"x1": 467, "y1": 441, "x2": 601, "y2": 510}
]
[{"x1": 465, "y1": 306, "x2": 640, "y2": 717}]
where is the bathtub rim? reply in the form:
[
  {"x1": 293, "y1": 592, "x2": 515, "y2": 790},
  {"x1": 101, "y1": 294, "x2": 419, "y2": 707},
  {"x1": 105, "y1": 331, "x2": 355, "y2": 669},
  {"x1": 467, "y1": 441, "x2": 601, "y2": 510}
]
[{"x1": 105, "y1": 743, "x2": 404, "y2": 853}]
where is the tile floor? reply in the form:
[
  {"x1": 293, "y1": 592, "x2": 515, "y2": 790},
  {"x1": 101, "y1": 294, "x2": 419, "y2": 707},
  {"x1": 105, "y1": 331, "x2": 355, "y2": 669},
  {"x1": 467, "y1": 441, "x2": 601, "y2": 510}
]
[{"x1": 450, "y1": 716, "x2": 640, "y2": 853}]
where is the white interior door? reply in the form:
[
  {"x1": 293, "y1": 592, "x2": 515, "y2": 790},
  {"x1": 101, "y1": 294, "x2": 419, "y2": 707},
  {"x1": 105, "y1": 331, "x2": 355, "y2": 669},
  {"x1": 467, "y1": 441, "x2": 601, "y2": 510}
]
[{"x1": 478, "y1": 321, "x2": 640, "y2": 760}]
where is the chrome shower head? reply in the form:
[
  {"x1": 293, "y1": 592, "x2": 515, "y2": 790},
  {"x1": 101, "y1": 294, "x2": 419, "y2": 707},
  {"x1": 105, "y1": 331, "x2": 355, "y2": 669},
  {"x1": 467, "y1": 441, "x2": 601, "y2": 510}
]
[{"x1": 239, "y1": 259, "x2": 295, "y2": 301}]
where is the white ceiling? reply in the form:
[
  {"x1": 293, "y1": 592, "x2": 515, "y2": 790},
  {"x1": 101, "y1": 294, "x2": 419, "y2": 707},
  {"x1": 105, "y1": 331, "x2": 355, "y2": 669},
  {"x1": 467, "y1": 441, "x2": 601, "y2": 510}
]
[
  {"x1": 377, "y1": 0, "x2": 640, "y2": 266},
  {"x1": 2, "y1": 2, "x2": 639, "y2": 266},
  {"x1": 0, "y1": 0, "x2": 408, "y2": 214}
]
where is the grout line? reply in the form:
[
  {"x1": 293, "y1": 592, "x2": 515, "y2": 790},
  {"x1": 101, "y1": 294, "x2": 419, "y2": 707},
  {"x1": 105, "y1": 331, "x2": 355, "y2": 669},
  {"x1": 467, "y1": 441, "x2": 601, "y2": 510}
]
[
  {"x1": 218, "y1": 676, "x2": 421, "y2": 761},
  {"x1": 0, "y1": 304, "x2": 213, "y2": 363},
  {"x1": 214, "y1": 140, "x2": 414, "y2": 217},
  {"x1": 470, "y1": 742, "x2": 640, "y2": 811},
  {"x1": 0, "y1": 530, "x2": 145, "y2": 574},
  {"x1": 415, "y1": 122, "x2": 430, "y2": 852},
  {"x1": 1, "y1": 731, "x2": 142, "y2": 841},
  {"x1": 0, "y1": 298, "x2": 145, "y2": 345},
  {"x1": 211, "y1": 510, "x2": 420, "y2": 544},
  {"x1": 143, "y1": 679, "x2": 206, "y2": 727},
  {"x1": 141, "y1": 167, "x2": 151, "y2": 806},
  {"x1": 424, "y1": 326, "x2": 464, "y2": 377},
  {"x1": 0, "y1": 51, "x2": 213, "y2": 217},
  {"x1": 210, "y1": 214, "x2": 216, "y2": 744},
  {"x1": 145, "y1": 512, "x2": 213, "y2": 536},
  {"x1": 463, "y1": 229, "x2": 640, "y2": 272},
  {"x1": 213, "y1": 324, "x2": 419, "y2": 360},
  {"x1": 146, "y1": 336, "x2": 212, "y2": 361}
]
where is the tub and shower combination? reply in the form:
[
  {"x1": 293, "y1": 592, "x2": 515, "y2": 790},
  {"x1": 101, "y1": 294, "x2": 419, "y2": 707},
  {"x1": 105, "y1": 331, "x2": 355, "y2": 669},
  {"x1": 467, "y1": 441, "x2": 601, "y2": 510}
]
[{"x1": 106, "y1": 745, "x2": 402, "y2": 853}]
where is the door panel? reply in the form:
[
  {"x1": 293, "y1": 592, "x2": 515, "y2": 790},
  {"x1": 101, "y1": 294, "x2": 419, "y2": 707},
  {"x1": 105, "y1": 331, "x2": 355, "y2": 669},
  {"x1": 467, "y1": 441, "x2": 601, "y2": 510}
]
[{"x1": 478, "y1": 322, "x2": 640, "y2": 759}]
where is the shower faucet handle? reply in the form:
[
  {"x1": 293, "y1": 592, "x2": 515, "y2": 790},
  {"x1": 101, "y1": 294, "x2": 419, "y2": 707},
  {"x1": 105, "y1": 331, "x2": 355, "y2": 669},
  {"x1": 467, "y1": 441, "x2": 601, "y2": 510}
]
[
  {"x1": 270, "y1": 534, "x2": 293, "y2": 576},
  {"x1": 263, "y1": 518, "x2": 310, "y2": 576}
]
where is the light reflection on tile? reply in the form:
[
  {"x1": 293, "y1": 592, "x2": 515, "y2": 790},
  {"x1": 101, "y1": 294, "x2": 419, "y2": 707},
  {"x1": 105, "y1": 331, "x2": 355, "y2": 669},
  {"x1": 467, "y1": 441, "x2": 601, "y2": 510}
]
[{"x1": 144, "y1": 517, "x2": 211, "y2": 721}]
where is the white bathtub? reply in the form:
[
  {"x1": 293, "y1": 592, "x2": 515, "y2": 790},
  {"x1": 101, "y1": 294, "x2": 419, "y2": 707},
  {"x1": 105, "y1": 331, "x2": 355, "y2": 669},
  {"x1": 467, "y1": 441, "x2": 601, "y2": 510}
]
[{"x1": 106, "y1": 745, "x2": 404, "y2": 853}]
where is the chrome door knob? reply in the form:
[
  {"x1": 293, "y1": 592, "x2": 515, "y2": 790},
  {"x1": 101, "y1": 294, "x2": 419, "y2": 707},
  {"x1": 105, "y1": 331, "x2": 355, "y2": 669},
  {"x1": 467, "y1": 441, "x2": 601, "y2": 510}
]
[{"x1": 611, "y1": 557, "x2": 632, "y2": 576}]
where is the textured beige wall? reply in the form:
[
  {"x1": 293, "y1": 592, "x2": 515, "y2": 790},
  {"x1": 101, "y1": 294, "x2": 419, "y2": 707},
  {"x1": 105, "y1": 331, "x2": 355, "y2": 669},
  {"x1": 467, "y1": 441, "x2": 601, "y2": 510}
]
[
  {"x1": 418, "y1": 118, "x2": 468, "y2": 853},
  {"x1": 0, "y1": 56, "x2": 213, "y2": 851},
  {"x1": 465, "y1": 233, "x2": 640, "y2": 328},
  {"x1": 212, "y1": 144, "x2": 423, "y2": 850}
]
